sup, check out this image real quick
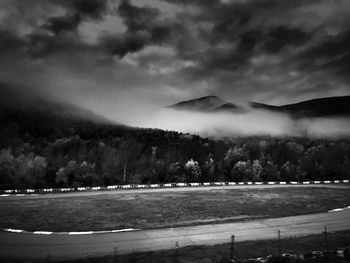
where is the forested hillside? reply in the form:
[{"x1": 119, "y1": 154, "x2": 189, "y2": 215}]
[{"x1": 1, "y1": 103, "x2": 350, "y2": 190}]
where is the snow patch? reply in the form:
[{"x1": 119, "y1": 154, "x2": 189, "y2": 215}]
[
  {"x1": 328, "y1": 206, "x2": 350, "y2": 212},
  {"x1": 68, "y1": 231, "x2": 94, "y2": 235},
  {"x1": 2, "y1": 228, "x2": 140, "y2": 235},
  {"x1": 33, "y1": 231, "x2": 53, "y2": 235},
  {"x1": 4, "y1": 228, "x2": 23, "y2": 233}
]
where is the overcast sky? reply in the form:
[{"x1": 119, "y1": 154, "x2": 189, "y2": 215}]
[{"x1": 0, "y1": 0, "x2": 350, "y2": 123}]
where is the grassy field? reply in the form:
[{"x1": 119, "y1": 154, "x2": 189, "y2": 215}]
[{"x1": 0, "y1": 187, "x2": 350, "y2": 231}]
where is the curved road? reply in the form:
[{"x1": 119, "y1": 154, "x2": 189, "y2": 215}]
[{"x1": 1, "y1": 209, "x2": 349, "y2": 261}]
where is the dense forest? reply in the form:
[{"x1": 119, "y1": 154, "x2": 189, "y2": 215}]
[{"x1": 0, "y1": 105, "x2": 350, "y2": 190}]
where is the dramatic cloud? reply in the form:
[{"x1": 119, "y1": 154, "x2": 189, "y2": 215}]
[
  {"x1": 0, "y1": 0, "x2": 349, "y2": 130},
  {"x1": 55, "y1": 0, "x2": 108, "y2": 19},
  {"x1": 43, "y1": 14, "x2": 82, "y2": 35}
]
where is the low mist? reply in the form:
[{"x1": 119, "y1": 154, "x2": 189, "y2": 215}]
[
  {"x1": 2, "y1": 82, "x2": 349, "y2": 138},
  {"x1": 132, "y1": 108, "x2": 350, "y2": 138}
]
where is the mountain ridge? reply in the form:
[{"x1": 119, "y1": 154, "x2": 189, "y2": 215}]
[
  {"x1": 250, "y1": 95, "x2": 350, "y2": 118},
  {"x1": 0, "y1": 82, "x2": 112, "y2": 124},
  {"x1": 168, "y1": 95, "x2": 227, "y2": 112},
  {"x1": 169, "y1": 95, "x2": 350, "y2": 118}
]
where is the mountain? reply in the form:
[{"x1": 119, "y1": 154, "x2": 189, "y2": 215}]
[
  {"x1": 0, "y1": 82, "x2": 136, "y2": 144},
  {"x1": 249, "y1": 102, "x2": 279, "y2": 112},
  {"x1": 168, "y1": 95, "x2": 227, "y2": 112},
  {"x1": 170, "y1": 95, "x2": 350, "y2": 118},
  {"x1": 211, "y1": 102, "x2": 245, "y2": 113},
  {"x1": 0, "y1": 82, "x2": 111, "y2": 124},
  {"x1": 250, "y1": 96, "x2": 350, "y2": 118}
]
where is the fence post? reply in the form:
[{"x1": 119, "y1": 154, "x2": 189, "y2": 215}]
[
  {"x1": 174, "y1": 241, "x2": 179, "y2": 263},
  {"x1": 86, "y1": 246, "x2": 89, "y2": 260},
  {"x1": 324, "y1": 225, "x2": 333, "y2": 263},
  {"x1": 230, "y1": 235, "x2": 235, "y2": 260},
  {"x1": 114, "y1": 247, "x2": 118, "y2": 263},
  {"x1": 324, "y1": 225, "x2": 329, "y2": 251},
  {"x1": 278, "y1": 230, "x2": 281, "y2": 256}
]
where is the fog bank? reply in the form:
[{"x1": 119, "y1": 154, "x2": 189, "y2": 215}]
[{"x1": 132, "y1": 109, "x2": 350, "y2": 138}]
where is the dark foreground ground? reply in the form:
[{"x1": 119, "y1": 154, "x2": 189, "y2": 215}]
[
  {"x1": 76, "y1": 230, "x2": 350, "y2": 263},
  {"x1": 2, "y1": 230, "x2": 350, "y2": 263},
  {"x1": 1, "y1": 208, "x2": 349, "y2": 261},
  {"x1": 1, "y1": 186, "x2": 350, "y2": 231}
]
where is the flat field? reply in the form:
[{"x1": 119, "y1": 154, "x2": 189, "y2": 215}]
[{"x1": 0, "y1": 186, "x2": 350, "y2": 231}]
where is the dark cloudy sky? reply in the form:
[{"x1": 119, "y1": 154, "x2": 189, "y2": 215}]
[{"x1": 1, "y1": 0, "x2": 350, "y2": 123}]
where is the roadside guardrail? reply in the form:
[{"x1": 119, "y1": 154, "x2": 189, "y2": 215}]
[{"x1": 1, "y1": 180, "x2": 349, "y2": 195}]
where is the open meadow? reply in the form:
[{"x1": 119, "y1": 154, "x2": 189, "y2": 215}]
[{"x1": 1, "y1": 186, "x2": 350, "y2": 232}]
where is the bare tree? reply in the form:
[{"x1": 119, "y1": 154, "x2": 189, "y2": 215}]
[{"x1": 117, "y1": 139, "x2": 140, "y2": 183}]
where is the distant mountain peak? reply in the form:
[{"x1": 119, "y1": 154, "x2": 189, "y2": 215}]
[
  {"x1": 183, "y1": 95, "x2": 224, "y2": 102},
  {"x1": 170, "y1": 94, "x2": 350, "y2": 118},
  {"x1": 199, "y1": 95, "x2": 221, "y2": 99},
  {"x1": 211, "y1": 102, "x2": 245, "y2": 113},
  {"x1": 250, "y1": 95, "x2": 350, "y2": 118},
  {"x1": 168, "y1": 95, "x2": 227, "y2": 112}
]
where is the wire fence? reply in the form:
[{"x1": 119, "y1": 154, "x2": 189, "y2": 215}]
[{"x1": 106, "y1": 225, "x2": 349, "y2": 263}]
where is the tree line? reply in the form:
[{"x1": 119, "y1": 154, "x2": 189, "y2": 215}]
[
  {"x1": 1, "y1": 132, "x2": 350, "y2": 189},
  {"x1": 0, "y1": 107, "x2": 350, "y2": 189}
]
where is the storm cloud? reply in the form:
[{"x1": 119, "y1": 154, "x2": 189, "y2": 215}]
[{"x1": 0, "y1": 0, "x2": 349, "y2": 127}]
